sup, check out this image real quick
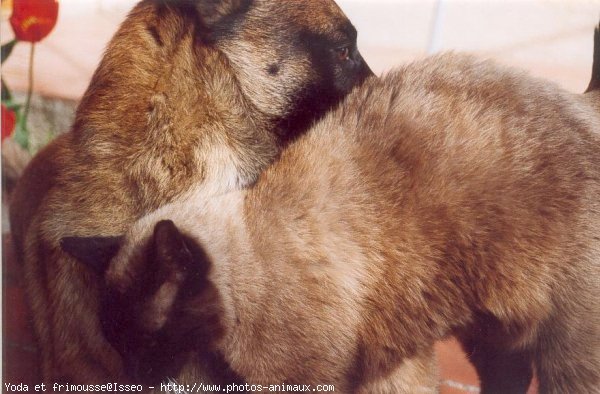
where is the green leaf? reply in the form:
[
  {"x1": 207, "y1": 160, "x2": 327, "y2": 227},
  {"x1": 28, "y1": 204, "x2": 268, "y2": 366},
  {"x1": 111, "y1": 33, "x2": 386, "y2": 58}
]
[
  {"x1": 4, "y1": 102, "x2": 23, "y2": 112},
  {"x1": 1, "y1": 39, "x2": 18, "y2": 64},
  {"x1": 14, "y1": 115, "x2": 30, "y2": 151},
  {"x1": 1, "y1": 76, "x2": 13, "y2": 101}
]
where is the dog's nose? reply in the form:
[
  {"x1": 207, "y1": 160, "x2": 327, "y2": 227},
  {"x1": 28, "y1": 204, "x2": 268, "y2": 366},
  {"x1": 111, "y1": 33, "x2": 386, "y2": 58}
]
[{"x1": 353, "y1": 49, "x2": 374, "y2": 80}]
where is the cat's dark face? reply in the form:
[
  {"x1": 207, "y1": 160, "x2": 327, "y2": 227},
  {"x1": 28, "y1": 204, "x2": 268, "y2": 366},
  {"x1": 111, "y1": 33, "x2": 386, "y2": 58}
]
[{"x1": 62, "y1": 220, "x2": 235, "y2": 385}]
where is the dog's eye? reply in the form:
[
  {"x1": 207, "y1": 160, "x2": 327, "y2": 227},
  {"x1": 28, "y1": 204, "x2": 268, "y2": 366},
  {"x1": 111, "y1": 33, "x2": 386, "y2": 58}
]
[{"x1": 335, "y1": 46, "x2": 350, "y2": 62}]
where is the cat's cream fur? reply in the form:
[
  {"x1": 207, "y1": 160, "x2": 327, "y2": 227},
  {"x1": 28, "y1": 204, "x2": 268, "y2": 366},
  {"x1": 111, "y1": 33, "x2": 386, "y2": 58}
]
[{"x1": 71, "y1": 53, "x2": 600, "y2": 393}]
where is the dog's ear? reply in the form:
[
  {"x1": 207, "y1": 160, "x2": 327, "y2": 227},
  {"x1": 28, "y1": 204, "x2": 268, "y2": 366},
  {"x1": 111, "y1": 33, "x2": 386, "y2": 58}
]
[
  {"x1": 160, "y1": 0, "x2": 251, "y2": 23},
  {"x1": 192, "y1": 0, "x2": 251, "y2": 29},
  {"x1": 60, "y1": 236, "x2": 123, "y2": 274}
]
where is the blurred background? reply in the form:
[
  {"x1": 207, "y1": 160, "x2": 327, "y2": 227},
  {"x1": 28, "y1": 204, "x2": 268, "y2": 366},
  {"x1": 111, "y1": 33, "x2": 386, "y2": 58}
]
[
  {"x1": 2, "y1": 0, "x2": 599, "y2": 98},
  {"x1": 2, "y1": 1, "x2": 599, "y2": 393}
]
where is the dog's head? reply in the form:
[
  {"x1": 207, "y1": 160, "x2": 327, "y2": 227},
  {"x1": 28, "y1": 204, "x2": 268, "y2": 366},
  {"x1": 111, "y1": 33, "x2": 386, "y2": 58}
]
[
  {"x1": 79, "y1": 0, "x2": 372, "y2": 145},
  {"x1": 61, "y1": 221, "x2": 230, "y2": 385},
  {"x1": 207, "y1": 0, "x2": 374, "y2": 138}
]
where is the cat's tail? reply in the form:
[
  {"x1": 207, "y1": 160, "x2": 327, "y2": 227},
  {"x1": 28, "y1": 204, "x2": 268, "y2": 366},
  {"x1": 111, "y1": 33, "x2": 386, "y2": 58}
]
[{"x1": 585, "y1": 20, "x2": 600, "y2": 93}]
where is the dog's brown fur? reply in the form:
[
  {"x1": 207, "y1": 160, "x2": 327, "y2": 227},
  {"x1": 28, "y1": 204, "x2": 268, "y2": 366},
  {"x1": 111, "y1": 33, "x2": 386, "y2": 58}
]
[
  {"x1": 9, "y1": 0, "x2": 371, "y2": 385},
  {"x1": 69, "y1": 53, "x2": 600, "y2": 393}
]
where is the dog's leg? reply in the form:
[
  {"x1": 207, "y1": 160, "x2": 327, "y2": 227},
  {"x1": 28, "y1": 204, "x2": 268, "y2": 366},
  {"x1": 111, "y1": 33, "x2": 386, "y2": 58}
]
[
  {"x1": 459, "y1": 333, "x2": 533, "y2": 394},
  {"x1": 22, "y1": 229, "x2": 55, "y2": 382},
  {"x1": 39, "y1": 235, "x2": 125, "y2": 383}
]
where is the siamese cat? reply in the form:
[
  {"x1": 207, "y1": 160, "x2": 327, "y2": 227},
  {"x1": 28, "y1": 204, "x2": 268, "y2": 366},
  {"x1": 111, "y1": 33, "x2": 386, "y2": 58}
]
[{"x1": 64, "y1": 48, "x2": 600, "y2": 393}]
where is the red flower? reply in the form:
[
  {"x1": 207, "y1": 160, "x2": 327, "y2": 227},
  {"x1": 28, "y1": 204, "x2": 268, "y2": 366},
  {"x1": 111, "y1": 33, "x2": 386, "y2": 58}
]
[
  {"x1": 10, "y1": 0, "x2": 59, "y2": 43},
  {"x1": 1, "y1": 104, "x2": 17, "y2": 141}
]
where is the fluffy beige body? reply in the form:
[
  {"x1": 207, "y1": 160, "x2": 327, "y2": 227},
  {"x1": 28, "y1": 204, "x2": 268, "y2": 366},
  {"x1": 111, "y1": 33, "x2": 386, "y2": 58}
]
[{"x1": 96, "y1": 53, "x2": 600, "y2": 393}]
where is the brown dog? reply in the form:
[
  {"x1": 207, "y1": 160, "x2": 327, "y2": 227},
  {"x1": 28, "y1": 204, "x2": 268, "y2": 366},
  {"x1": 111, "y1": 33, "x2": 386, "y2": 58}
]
[
  {"x1": 9, "y1": 0, "x2": 372, "y2": 386},
  {"x1": 66, "y1": 50, "x2": 600, "y2": 393}
]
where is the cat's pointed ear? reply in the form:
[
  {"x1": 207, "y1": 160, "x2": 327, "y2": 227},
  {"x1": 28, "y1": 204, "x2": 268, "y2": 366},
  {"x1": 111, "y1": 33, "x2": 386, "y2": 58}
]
[
  {"x1": 60, "y1": 236, "x2": 123, "y2": 274},
  {"x1": 139, "y1": 220, "x2": 197, "y2": 332},
  {"x1": 151, "y1": 220, "x2": 212, "y2": 289},
  {"x1": 152, "y1": 219, "x2": 194, "y2": 269}
]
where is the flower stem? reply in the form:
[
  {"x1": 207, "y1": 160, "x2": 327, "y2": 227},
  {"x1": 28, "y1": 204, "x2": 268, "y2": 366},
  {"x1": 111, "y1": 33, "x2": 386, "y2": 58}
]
[
  {"x1": 23, "y1": 43, "x2": 35, "y2": 129},
  {"x1": 17, "y1": 42, "x2": 35, "y2": 151}
]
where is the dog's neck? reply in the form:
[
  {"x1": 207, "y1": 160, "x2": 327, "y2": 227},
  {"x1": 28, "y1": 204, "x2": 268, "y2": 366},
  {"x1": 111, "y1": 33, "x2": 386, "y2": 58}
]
[{"x1": 71, "y1": 2, "x2": 280, "y2": 211}]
